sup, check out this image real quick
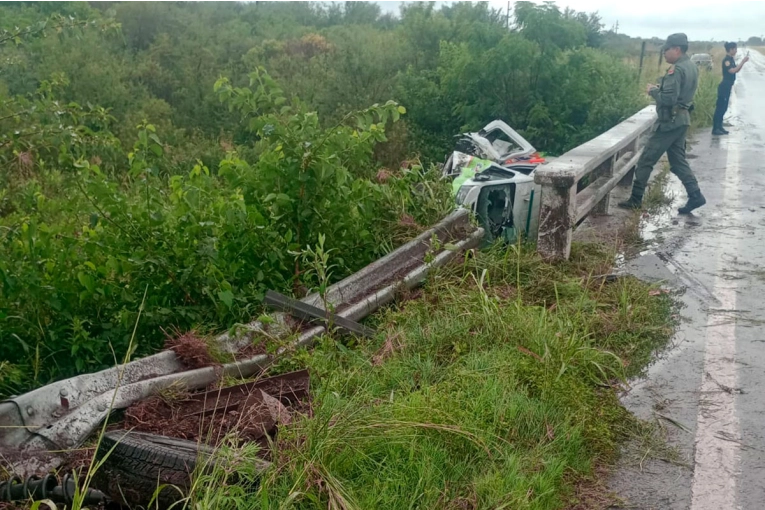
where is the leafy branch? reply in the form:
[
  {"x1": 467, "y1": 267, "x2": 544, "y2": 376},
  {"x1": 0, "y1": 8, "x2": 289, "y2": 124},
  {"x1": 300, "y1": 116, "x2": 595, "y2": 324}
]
[{"x1": 0, "y1": 14, "x2": 119, "y2": 47}]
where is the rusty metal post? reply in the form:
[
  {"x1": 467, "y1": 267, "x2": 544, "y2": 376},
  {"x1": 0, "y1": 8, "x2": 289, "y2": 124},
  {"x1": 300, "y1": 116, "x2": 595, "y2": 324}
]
[{"x1": 536, "y1": 172, "x2": 577, "y2": 260}]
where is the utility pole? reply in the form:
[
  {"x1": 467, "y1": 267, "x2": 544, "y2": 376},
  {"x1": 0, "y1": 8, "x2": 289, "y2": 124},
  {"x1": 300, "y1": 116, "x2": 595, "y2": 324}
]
[{"x1": 507, "y1": 1, "x2": 510, "y2": 29}]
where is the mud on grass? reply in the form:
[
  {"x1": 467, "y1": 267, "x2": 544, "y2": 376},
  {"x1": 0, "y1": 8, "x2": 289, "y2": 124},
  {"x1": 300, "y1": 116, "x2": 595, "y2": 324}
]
[
  {"x1": 207, "y1": 242, "x2": 675, "y2": 509},
  {"x1": 619, "y1": 164, "x2": 673, "y2": 257}
]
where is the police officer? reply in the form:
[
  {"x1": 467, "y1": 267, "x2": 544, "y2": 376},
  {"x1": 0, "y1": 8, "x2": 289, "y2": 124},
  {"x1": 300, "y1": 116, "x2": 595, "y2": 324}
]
[
  {"x1": 712, "y1": 42, "x2": 749, "y2": 135},
  {"x1": 619, "y1": 33, "x2": 706, "y2": 215}
]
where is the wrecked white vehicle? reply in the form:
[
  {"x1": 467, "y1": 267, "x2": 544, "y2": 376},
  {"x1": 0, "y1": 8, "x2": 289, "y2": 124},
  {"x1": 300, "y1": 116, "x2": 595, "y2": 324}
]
[
  {"x1": 443, "y1": 121, "x2": 549, "y2": 243},
  {"x1": 442, "y1": 120, "x2": 539, "y2": 178}
]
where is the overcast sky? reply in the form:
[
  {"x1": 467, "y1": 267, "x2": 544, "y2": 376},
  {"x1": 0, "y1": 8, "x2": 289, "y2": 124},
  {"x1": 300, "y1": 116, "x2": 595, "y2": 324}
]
[{"x1": 376, "y1": 0, "x2": 765, "y2": 42}]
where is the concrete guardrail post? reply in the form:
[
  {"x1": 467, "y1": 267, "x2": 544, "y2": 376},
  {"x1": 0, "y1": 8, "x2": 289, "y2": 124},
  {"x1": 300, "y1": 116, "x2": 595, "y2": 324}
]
[
  {"x1": 534, "y1": 106, "x2": 657, "y2": 260},
  {"x1": 536, "y1": 171, "x2": 577, "y2": 260}
]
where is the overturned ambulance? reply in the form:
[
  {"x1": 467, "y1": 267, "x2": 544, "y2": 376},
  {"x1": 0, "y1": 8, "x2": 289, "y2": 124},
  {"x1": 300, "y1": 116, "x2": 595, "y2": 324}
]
[{"x1": 442, "y1": 121, "x2": 551, "y2": 243}]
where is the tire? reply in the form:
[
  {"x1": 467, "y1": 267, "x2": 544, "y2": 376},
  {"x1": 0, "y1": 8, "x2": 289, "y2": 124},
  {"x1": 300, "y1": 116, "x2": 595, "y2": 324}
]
[{"x1": 93, "y1": 431, "x2": 214, "y2": 508}]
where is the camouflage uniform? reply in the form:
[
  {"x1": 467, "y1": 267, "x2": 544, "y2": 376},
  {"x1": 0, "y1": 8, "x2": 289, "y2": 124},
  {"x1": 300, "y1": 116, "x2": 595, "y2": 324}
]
[{"x1": 620, "y1": 33, "x2": 706, "y2": 214}]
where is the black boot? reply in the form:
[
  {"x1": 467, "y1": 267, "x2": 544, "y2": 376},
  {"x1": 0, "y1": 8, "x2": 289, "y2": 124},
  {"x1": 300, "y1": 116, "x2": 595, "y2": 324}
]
[
  {"x1": 678, "y1": 191, "x2": 706, "y2": 214},
  {"x1": 617, "y1": 196, "x2": 643, "y2": 210},
  {"x1": 712, "y1": 126, "x2": 726, "y2": 136}
]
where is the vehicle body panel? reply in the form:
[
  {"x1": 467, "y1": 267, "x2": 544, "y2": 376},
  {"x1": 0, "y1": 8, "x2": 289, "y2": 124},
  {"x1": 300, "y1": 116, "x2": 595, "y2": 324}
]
[
  {"x1": 444, "y1": 120, "x2": 545, "y2": 243},
  {"x1": 691, "y1": 53, "x2": 713, "y2": 70}
]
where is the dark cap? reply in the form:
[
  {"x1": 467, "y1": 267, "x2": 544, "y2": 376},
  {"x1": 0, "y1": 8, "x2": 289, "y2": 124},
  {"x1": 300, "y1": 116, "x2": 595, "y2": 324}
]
[{"x1": 662, "y1": 33, "x2": 688, "y2": 51}]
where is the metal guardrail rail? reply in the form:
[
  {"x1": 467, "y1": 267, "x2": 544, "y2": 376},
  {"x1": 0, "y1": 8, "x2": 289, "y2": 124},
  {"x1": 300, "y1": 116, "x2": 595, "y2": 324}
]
[
  {"x1": 0, "y1": 209, "x2": 483, "y2": 476},
  {"x1": 534, "y1": 106, "x2": 657, "y2": 260},
  {"x1": 1, "y1": 108, "x2": 660, "y2": 475}
]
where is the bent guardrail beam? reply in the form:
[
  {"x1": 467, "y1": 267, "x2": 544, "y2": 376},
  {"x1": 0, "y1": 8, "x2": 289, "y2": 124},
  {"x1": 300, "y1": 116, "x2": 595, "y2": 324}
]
[
  {"x1": 534, "y1": 106, "x2": 657, "y2": 260},
  {"x1": 0, "y1": 208, "x2": 483, "y2": 476}
]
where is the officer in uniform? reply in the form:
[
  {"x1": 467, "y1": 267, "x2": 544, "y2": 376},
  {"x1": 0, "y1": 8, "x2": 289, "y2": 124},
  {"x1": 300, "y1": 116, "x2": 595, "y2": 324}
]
[
  {"x1": 712, "y1": 41, "x2": 749, "y2": 135},
  {"x1": 619, "y1": 33, "x2": 706, "y2": 215}
]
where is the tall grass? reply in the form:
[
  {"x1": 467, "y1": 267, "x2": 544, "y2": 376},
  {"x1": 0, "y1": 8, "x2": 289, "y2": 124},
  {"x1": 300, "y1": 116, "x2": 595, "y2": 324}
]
[
  {"x1": 188, "y1": 243, "x2": 674, "y2": 509},
  {"x1": 691, "y1": 68, "x2": 719, "y2": 130}
]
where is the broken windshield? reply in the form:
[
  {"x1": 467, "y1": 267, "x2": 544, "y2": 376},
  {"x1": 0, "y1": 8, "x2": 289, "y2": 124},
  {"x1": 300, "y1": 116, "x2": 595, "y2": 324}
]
[{"x1": 484, "y1": 128, "x2": 523, "y2": 157}]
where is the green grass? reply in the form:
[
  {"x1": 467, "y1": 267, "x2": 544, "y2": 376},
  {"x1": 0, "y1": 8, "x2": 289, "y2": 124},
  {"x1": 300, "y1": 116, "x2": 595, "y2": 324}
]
[
  {"x1": 186, "y1": 243, "x2": 675, "y2": 510},
  {"x1": 643, "y1": 164, "x2": 673, "y2": 212},
  {"x1": 691, "y1": 68, "x2": 719, "y2": 131}
]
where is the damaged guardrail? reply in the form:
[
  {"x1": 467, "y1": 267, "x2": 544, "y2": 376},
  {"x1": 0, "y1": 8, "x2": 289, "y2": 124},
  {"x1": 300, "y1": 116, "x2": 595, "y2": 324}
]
[
  {"x1": 0, "y1": 209, "x2": 483, "y2": 476},
  {"x1": 534, "y1": 106, "x2": 657, "y2": 260}
]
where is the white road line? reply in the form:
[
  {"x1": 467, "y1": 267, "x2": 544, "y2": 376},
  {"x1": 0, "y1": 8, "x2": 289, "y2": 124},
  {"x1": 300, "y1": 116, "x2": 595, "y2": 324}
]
[{"x1": 689, "y1": 92, "x2": 743, "y2": 510}]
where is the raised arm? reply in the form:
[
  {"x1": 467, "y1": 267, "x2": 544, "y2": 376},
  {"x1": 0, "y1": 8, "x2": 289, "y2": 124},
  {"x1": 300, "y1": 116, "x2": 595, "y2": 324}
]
[{"x1": 728, "y1": 55, "x2": 749, "y2": 74}]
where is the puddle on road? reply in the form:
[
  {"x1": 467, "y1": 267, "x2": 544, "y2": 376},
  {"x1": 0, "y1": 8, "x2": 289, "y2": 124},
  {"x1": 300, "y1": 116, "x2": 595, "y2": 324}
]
[
  {"x1": 640, "y1": 207, "x2": 674, "y2": 249},
  {"x1": 616, "y1": 177, "x2": 688, "y2": 263}
]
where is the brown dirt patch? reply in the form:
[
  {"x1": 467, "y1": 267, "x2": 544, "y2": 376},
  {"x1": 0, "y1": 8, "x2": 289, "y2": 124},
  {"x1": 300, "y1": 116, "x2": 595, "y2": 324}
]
[
  {"x1": 398, "y1": 213, "x2": 418, "y2": 228},
  {"x1": 59, "y1": 445, "x2": 96, "y2": 476},
  {"x1": 123, "y1": 392, "x2": 219, "y2": 443},
  {"x1": 564, "y1": 466, "x2": 618, "y2": 510},
  {"x1": 371, "y1": 333, "x2": 405, "y2": 366},
  {"x1": 121, "y1": 373, "x2": 310, "y2": 451},
  {"x1": 493, "y1": 284, "x2": 517, "y2": 300}
]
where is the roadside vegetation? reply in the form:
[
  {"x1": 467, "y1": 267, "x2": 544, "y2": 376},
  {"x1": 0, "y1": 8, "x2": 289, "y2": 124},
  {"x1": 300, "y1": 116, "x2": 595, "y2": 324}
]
[
  {"x1": 181, "y1": 243, "x2": 675, "y2": 509},
  {"x1": 0, "y1": 4, "x2": 689, "y2": 509},
  {"x1": 0, "y1": 1, "x2": 660, "y2": 396},
  {"x1": 28, "y1": 243, "x2": 674, "y2": 510}
]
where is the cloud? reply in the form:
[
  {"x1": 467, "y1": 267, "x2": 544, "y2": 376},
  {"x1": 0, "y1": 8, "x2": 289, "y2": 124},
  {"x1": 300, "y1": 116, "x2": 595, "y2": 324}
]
[
  {"x1": 592, "y1": 1, "x2": 765, "y2": 40},
  {"x1": 377, "y1": 1, "x2": 765, "y2": 41}
]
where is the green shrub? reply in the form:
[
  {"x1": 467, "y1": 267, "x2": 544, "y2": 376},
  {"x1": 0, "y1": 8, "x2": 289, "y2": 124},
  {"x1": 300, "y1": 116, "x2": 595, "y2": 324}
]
[{"x1": 0, "y1": 70, "x2": 452, "y2": 396}]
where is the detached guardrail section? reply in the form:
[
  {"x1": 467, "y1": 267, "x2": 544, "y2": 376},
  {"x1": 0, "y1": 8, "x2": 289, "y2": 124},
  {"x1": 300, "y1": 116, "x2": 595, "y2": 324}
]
[
  {"x1": 534, "y1": 106, "x2": 657, "y2": 260},
  {"x1": 0, "y1": 209, "x2": 483, "y2": 476}
]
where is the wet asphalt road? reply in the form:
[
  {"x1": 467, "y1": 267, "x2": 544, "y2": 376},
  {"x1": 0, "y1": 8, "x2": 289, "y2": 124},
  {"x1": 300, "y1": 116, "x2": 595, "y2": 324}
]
[{"x1": 608, "y1": 49, "x2": 765, "y2": 510}]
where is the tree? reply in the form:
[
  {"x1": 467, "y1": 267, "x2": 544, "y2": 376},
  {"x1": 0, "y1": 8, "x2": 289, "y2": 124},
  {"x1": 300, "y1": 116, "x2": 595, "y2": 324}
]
[
  {"x1": 564, "y1": 8, "x2": 604, "y2": 48},
  {"x1": 514, "y1": 1, "x2": 587, "y2": 53},
  {"x1": 343, "y1": 1, "x2": 381, "y2": 25}
]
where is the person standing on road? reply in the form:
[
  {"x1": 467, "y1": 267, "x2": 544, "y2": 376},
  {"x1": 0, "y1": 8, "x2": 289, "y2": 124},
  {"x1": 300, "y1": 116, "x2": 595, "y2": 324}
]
[
  {"x1": 619, "y1": 33, "x2": 706, "y2": 215},
  {"x1": 712, "y1": 42, "x2": 749, "y2": 135}
]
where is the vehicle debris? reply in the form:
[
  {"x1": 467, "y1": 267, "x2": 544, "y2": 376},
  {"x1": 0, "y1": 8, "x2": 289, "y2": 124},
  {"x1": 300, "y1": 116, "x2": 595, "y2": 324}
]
[
  {"x1": 442, "y1": 120, "x2": 550, "y2": 244},
  {"x1": 0, "y1": 371, "x2": 307, "y2": 508},
  {"x1": 0, "y1": 210, "x2": 483, "y2": 480},
  {"x1": 441, "y1": 120, "x2": 540, "y2": 179},
  {"x1": 93, "y1": 371, "x2": 308, "y2": 506},
  {"x1": 0, "y1": 473, "x2": 108, "y2": 506},
  {"x1": 264, "y1": 290, "x2": 376, "y2": 338},
  {"x1": 121, "y1": 369, "x2": 309, "y2": 445},
  {"x1": 93, "y1": 431, "x2": 270, "y2": 508}
]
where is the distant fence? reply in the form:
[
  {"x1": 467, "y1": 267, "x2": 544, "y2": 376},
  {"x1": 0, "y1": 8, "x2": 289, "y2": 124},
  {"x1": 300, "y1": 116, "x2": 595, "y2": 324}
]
[{"x1": 534, "y1": 106, "x2": 657, "y2": 260}]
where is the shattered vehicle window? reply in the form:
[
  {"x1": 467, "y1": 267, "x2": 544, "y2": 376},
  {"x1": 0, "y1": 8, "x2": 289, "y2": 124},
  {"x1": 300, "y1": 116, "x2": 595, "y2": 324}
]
[{"x1": 485, "y1": 129, "x2": 522, "y2": 157}]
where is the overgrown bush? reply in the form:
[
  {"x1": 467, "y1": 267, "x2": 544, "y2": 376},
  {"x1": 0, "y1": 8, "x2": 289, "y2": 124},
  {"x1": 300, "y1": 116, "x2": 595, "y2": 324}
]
[
  {"x1": 0, "y1": 1, "x2": 672, "y2": 395},
  {"x1": 2, "y1": 2, "x2": 647, "y2": 165},
  {"x1": 0, "y1": 69, "x2": 451, "y2": 396}
]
